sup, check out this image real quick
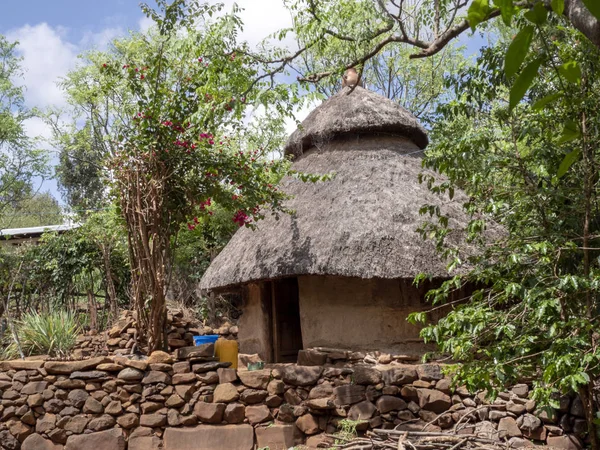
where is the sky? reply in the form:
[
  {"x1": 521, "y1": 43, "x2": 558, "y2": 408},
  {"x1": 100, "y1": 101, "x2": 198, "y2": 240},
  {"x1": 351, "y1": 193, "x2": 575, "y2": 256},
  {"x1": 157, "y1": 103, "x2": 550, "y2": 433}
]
[
  {"x1": 1, "y1": 1, "x2": 487, "y2": 208},
  {"x1": 1, "y1": 0, "x2": 296, "y2": 205}
]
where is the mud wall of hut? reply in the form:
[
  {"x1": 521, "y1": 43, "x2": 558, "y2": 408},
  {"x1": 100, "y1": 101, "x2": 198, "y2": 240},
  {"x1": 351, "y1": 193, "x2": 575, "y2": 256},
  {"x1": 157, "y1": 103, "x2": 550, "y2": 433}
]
[
  {"x1": 298, "y1": 276, "x2": 434, "y2": 354},
  {"x1": 237, "y1": 283, "x2": 273, "y2": 362}
]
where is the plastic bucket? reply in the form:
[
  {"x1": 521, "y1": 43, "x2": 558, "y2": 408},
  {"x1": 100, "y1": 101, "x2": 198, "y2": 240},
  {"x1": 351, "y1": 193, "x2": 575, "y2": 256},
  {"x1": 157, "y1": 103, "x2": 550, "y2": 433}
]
[{"x1": 193, "y1": 335, "x2": 219, "y2": 346}]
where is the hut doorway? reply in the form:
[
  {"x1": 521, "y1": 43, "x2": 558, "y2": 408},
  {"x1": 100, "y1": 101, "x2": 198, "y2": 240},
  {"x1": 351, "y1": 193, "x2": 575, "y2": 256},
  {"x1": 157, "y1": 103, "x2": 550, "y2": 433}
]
[{"x1": 268, "y1": 277, "x2": 303, "y2": 363}]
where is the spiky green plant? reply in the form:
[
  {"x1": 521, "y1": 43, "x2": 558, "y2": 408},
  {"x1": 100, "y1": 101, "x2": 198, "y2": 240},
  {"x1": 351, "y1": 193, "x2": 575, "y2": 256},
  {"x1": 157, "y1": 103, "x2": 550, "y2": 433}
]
[{"x1": 1, "y1": 310, "x2": 80, "y2": 359}]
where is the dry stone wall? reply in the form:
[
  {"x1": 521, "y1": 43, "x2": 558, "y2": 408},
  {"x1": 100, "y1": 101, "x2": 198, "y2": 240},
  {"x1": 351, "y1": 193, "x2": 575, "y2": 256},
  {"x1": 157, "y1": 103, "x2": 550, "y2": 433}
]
[
  {"x1": 72, "y1": 309, "x2": 238, "y2": 359},
  {"x1": 0, "y1": 347, "x2": 587, "y2": 450}
]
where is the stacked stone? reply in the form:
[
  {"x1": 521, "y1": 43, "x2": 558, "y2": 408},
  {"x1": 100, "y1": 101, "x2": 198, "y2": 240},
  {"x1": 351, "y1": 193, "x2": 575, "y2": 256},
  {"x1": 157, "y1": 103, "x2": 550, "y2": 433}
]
[
  {"x1": 71, "y1": 308, "x2": 239, "y2": 358},
  {"x1": 0, "y1": 352, "x2": 586, "y2": 450}
]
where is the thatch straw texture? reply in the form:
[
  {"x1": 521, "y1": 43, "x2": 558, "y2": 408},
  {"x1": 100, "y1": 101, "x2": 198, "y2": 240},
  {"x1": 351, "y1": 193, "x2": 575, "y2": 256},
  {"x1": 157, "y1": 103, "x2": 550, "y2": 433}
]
[
  {"x1": 284, "y1": 86, "x2": 429, "y2": 157},
  {"x1": 200, "y1": 132, "x2": 473, "y2": 291}
]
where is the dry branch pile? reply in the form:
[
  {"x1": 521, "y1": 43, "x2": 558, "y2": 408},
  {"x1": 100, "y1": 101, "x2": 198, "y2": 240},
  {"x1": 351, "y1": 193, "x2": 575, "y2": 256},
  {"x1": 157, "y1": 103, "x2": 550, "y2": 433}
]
[{"x1": 332, "y1": 429, "x2": 518, "y2": 450}]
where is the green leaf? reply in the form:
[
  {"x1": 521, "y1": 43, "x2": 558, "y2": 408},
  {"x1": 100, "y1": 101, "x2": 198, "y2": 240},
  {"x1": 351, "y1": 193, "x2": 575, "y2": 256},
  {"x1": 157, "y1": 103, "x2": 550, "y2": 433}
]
[
  {"x1": 505, "y1": 26, "x2": 534, "y2": 78},
  {"x1": 558, "y1": 120, "x2": 581, "y2": 144},
  {"x1": 493, "y1": 0, "x2": 515, "y2": 25},
  {"x1": 558, "y1": 61, "x2": 582, "y2": 84},
  {"x1": 524, "y1": 2, "x2": 548, "y2": 25},
  {"x1": 532, "y1": 92, "x2": 562, "y2": 110},
  {"x1": 551, "y1": 0, "x2": 564, "y2": 15},
  {"x1": 468, "y1": 0, "x2": 491, "y2": 31},
  {"x1": 582, "y1": 0, "x2": 600, "y2": 21},
  {"x1": 509, "y1": 58, "x2": 543, "y2": 110},
  {"x1": 557, "y1": 149, "x2": 579, "y2": 178}
]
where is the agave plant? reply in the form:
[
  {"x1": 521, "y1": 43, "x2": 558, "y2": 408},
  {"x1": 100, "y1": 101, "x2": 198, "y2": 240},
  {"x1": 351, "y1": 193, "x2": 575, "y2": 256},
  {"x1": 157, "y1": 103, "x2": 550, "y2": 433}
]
[{"x1": 1, "y1": 310, "x2": 80, "y2": 359}]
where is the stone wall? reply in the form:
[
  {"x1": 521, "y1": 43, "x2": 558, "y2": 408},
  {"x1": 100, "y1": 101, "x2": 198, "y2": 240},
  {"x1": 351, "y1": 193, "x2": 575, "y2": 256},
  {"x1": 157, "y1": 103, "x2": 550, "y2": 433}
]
[
  {"x1": 72, "y1": 308, "x2": 238, "y2": 359},
  {"x1": 0, "y1": 348, "x2": 586, "y2": 450}
]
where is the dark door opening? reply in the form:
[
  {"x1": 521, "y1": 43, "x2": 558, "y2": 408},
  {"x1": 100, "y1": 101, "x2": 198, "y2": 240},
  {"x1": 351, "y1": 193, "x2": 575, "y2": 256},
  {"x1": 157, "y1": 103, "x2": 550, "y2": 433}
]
[{"x1": 270, "y1": 277, "x2": 303, "y2": 363}]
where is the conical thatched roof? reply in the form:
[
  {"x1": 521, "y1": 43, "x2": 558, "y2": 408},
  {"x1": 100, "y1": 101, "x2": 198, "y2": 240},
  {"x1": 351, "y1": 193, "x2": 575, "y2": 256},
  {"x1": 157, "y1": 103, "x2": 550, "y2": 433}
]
[
  {"x1": 200, "y1": 87, "x2": 471, "y2": 291},
  {"x1": 285, "y1": 86, "x2": 428, "y2": 157}
]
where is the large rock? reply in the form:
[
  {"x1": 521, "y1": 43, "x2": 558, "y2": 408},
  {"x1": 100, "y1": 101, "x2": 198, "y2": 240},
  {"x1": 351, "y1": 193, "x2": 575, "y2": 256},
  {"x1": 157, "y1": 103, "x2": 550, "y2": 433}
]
[
  {"x1": 516, "y1": 413, "x2": 542, "y2": 433},
  {"x1": 128, "y1": 435, "x2": 161, "y2": 450},
  {"x1": 148, "y1": 350, "x2": 174, "y2": 364},
  {"x1": 237, "y1": 369, "x2": 270, "y2": 389},
  {"x1": 353, "y1": 367, "x2": 382, "y2": 385},
  {"x1": 381, "y1": 366, "x2": 418, "y2": 385},
  {"x1": 117, "y1": 367, "x2": 144, "y2": 381},
  {"x1": 175, "y1": 344, "x2": 214, "y2": 360},
  {"x1": 547, "y1": 435, "x2": 583, "y2": 450},
  {"x1": 64, "y1": 416, "x2": 89, "y2": 434},
  {"x1": 297, "y1": 349, "x2": 327, "y2": 366},
  {"x1": 282, "y1": 366, "x2": 323, "y2": 386},
  {"x1": 217, "y1": 368, "x2": 238, "y2": 384},
  {"x1": 141, "y1": 371, "x2": 171, "y2": 384},
  {"x1": 245, "y1": 405, "x2": 272, "y2": 425},
  {"x1": 213, "y1": 383, "x2": 239, "y2": 403},
  {"x1": 570, "y1": 397, "x2": 585, "y2": 418},
  {"x1": 163, "y1": 424, "x2": 254, "y2": 450},
  {"x1": 68, "y1": 371, "x2": 108, "y2": 380},
  {"x1": 416, "y1": 364, "x2": 443, "y2": 381},
  {"x1": 0, "y1": 360, "x2": 45, "y2": 371},
  {"x1": 0, "y1": 430, "x2": 20, "y2": 450},
  {"x1": 35, "y1": 414, "x2": 57, "y2": 434},
  {"x1": 255, "y1": 424, "x2": 303, "y2": 449},
  {"x1": 224, "y1": 403, "x2": 246, "y2": 424},
  {"x1": 348, "y1": 401, "x2": 377, "y2": 420},
  {"x1": 140, "y1": 414, "x2": 167, "y2": 428},
  {"x1": 66, "y1": 389, "x2": 88, "y2": 409},
  {"x1": 418, "y1": 389, "x2": 452, "y2": 413},
  {"x1": 45, "y1": 357, "x2": 110, "y2": 375},
  {"x1": 64, "y1": 429, "x2": 125, "y2": 450},
  {"x1": 334, "y1": 385, "x2": 366, "y2": 405},
  {"x1": 21, "y1": 382, "x2": 48, "y2": 395},
  {"x1": 116, "y1": 413, "x2": 139, "y2": 429},
  {"x1": 21, "y1": 433, "x2": 62, "y2": 450},
  {"x1": 296, "y1": 413, "x2": 320, "y2": 435},
  {"x1": 376, "y1": 395, "x2": 407, "y2": 413},
  {"x1": 194, "y1": 402, "x2": 225, "y2": 423},
  {"x1": 498, "y1": 417, "x2": 522, "y2": 439},
  {"x1": 87, "y1": 415, "x2": 115, "y2": 431}
]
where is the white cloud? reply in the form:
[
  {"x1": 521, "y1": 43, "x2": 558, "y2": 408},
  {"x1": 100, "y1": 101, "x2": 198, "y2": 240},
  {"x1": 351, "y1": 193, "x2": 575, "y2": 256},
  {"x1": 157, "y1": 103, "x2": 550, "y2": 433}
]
[
  {"x1": 6, "y1": 23, "x2": 78, "y2": 109},
  {"x1": 221, "y1": 0, "x2": 296, "y2": 49},
  {"x1": 138, "y1": 16, "x2": 154, "y2": 33},
  {"x1": 79, "y1": 26, "x2": 124, "y2": 50},
  {"x1": 23, "y1": 117, "x2": 53, "y2": 141}
]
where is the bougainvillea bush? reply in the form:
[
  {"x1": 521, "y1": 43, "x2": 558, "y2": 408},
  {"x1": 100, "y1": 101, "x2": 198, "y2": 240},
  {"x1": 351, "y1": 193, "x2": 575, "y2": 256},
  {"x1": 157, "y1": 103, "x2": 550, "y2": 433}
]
[{"x1": 61, "y1": 0, "x2": 310, "y2": 351}]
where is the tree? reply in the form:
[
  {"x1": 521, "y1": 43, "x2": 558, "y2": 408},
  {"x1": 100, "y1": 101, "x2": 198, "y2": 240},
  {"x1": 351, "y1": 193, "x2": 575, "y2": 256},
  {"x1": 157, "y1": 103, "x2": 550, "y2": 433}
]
[
  {"x1": 0, "y1": 192, "x2": 63, "y2": 229},
  {"x1": 0, "y1": 35, "x2": 48, "y2": 218},
  {"x1": 61, "y1": 0, "x2": 314, "y2": 352},
  {"x1": 52, "y1": 121, "x2": 106, "y2": 213},
  {"x1": 403, "y1": 27, "x2": 600, "y2": 447}
]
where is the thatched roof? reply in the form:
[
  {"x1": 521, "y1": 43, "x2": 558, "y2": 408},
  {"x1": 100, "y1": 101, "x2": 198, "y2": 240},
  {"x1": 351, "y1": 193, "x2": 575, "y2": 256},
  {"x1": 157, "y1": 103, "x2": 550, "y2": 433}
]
[
  {"x1": 285, "y1": 86, "x2": 428, "y2": 157},
  {"x1": 200, "y1": 87, "x2": 473, "y2": 291}
]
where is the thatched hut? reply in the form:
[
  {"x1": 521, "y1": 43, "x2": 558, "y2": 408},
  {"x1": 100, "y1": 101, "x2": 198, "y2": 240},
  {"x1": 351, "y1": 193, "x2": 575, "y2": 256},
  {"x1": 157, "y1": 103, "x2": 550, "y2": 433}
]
[{"x1": 200, "y1": 86, "x2": 472, "y2": 363}]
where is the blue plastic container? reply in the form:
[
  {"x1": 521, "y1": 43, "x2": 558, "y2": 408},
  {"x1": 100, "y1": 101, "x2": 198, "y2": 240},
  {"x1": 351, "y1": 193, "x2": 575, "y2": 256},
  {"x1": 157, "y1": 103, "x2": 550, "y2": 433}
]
[{"x1": 193, "y1": 334, "x2": 219, "y2": 346}]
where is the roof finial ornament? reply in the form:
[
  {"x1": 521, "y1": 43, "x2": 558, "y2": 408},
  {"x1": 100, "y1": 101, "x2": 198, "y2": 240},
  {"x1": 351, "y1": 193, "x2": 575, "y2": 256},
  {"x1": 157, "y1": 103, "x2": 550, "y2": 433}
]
[{"x1": 342, "y1": 67, "x2": 362, "y2": 89}]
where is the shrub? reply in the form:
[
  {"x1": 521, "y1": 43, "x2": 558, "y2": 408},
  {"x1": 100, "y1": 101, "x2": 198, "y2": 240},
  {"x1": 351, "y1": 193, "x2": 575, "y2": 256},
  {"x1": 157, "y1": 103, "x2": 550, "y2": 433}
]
[{"x1": 1, "y1": 310, "x2": 80, "y2": 359}]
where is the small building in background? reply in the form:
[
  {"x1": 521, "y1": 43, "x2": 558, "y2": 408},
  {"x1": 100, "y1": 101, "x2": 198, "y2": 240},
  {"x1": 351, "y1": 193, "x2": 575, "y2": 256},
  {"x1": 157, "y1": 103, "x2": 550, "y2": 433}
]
[
  {"x1": 201, "y1": 86, "x2": 476, "y2": 363},
  {"x1": 0, "y1": 223, "x2": 80, "y2": 248}
]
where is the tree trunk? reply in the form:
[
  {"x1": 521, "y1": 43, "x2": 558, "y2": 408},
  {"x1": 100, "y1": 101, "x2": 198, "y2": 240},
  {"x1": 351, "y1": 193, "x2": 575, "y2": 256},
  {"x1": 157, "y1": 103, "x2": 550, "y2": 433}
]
[
  {"x1": 100, "y1": 242, "x2": 119, "y2": 320},
  {"x1": 580, "y1": 110, "x2": 599, "y2": 450}
]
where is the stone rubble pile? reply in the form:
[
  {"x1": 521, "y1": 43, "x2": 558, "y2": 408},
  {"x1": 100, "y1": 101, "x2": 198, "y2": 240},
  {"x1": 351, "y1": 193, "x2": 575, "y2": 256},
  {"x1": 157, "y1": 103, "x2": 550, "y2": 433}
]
[
  {"x1": 71, "y1": 309, "x2": 238, "y2": 359},
  {"x1": 0, "y1": 346, "x2": 587, "y2": 450}
]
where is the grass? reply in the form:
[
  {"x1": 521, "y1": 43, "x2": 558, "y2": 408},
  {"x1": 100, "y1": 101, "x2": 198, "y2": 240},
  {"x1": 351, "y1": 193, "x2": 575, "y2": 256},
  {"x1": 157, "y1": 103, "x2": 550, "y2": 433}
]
[{"x1": 1, "y1": 310, "x2": 80, "y2": 359}]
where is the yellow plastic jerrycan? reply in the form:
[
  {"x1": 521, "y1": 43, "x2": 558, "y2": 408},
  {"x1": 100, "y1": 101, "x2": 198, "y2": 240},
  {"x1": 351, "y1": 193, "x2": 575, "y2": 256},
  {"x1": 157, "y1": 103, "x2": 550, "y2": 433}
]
[{"x1": 215, "y1": 338, "x2": 238, "y2": 369}]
